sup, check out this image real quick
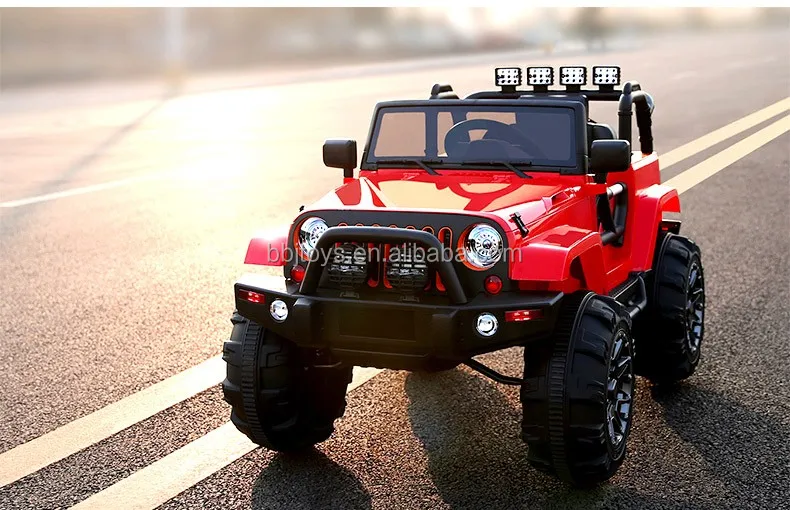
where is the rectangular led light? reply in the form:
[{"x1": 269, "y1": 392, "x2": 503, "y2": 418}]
[
  {"x1": 592, "y1": 66, "x2": 621, "y2": 86},
  {"x1": 505, "y1": 309, "x2": 544, "y2": 322},
  {"x1": 526, "y1": 66, "x2": 554, "y2": 86},
  {"x1": 559, "y1": 66, "x2": 587, "y2": 86},
  {"x1": 495, "y1": 67, "x2": 522, "y2": 87}
]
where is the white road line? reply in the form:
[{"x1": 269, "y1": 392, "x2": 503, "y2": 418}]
[
  {"x1": 660, "y1": 97, "x2": 790, "y2": 169},
  {"x1": 0, "y1": 174, "x2": 163, "y2": 208},
  {"x1": 0, "y1": 309, "x2": 381, "y2": 488},
  {"x1": 2, "y1": 99, "x2": 788, "y2": 489},
  {"x1": 69, "y1": 367, "x2": 382, "y2": 510},
  {"x1": 0, "y1": 356, "x2": 225, "y2": 487},
  {"x1": 65, "y1": 105, "x2": 790, "y2": 510},
  {"x1": 664, "y1": 115, "x2": 790, "y2": 194},
  {"x1": 2, "y1": 95, "x2": 787, "y2": 209}
]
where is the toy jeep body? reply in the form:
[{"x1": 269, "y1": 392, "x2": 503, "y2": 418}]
[{"x1": 222, "y1": 66, "x2": 706, "y2": 487}]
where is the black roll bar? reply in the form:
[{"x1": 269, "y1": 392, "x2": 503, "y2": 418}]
[
  {"x1": 461, "y1": 81, "x2": 656, "y2": 155},
  {"x1": 599, "y1": 182, "x2": 628, "y2": 246},
  {"x1": 618, "y1": 81, "x2": 655, "y2": 154}
]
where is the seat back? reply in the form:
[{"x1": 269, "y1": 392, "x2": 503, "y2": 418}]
[{"x1": 587, "y1": 122, "x2": 616, "y2": 152}]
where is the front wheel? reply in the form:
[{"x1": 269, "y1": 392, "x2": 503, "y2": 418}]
[
  {"x1": 521, "y1": 292, "x2": 635, "y2": 487},
  {"x1": 222, "y1": 312, "x2": 352, "y2": 451},
  {"x1": 635, "y1": 234, "x2": 705, "y2": 384}
]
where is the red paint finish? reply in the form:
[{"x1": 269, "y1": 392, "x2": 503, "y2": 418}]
[
  {"x1": 246, "y1": 152, "x2": 675, "y2": 292},
  {"x1": 511, "y1": 226, "x2": 607, "y2": 294},
  {"x1": 631, "y1": 184, "x2": 681, "y2": 271},
  {"x1": 244, "y1": 226, "x2": 289, "y2": 266}
]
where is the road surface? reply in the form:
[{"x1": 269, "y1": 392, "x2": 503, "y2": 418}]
[{"x1": 1, "y1": 28, "x2": 788, "y2": 510}]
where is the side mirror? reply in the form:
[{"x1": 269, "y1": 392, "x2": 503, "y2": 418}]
[
  {"x1": 590, "y1": 139, "x2": 631, "y2": 174},
  {"x1": 323, "y1": 139, "x2": 357, "y2": 178}
]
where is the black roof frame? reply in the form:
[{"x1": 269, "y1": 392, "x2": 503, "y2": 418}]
[
  {"x1": 359, "y1": 98, "x2": 590, "y2": 175},
  {"x1": 461, "y1": 81, "x2": 654, "y2": 154}
]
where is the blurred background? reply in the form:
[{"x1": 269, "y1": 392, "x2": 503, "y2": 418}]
[{"x1": 1, "y1": 7, "x2": 788, "y2": 91}]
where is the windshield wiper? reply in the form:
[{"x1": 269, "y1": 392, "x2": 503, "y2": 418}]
[
  {"x1": 460, "y1": 161, "x2": 534, "y2": 179},
  {"x1": 373, "y1": 159, "x2": 440, "y2": 176}
]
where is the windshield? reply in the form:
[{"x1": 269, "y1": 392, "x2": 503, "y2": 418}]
[{"x1": 366, "y1": 104, "x2": 577, "y2": 170}]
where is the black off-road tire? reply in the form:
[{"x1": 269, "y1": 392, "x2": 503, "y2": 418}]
[
  {"x1": 521, "y1": 292, "x2": 636, "y2": 487},
  {"x1": 222, "y1": 312, "x2": 353, "y2": 451},
  {"x1": 635, "y1": 234, "x2": 705, "y2": 384}
]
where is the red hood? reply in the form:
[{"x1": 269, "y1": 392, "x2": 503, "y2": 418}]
[{"x1": 306, "y1": 170, "x2": 584, "y2": 227}]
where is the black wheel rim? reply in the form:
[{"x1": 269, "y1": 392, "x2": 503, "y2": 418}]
[
  {"x1": 606, "y1": 330, "x2": 634, "y2": 452},
  {"x1": 685, "y1": 261, "x2": 705, "y2": 362}
]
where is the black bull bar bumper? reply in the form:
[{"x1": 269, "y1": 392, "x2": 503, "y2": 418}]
[{"x1": 234, "y1": 227, "x2": 563, "y2": 370}]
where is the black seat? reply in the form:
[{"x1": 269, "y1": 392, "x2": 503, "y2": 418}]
[{"x1": 587, "y1": 122, "x2": 616, "y2": 151}]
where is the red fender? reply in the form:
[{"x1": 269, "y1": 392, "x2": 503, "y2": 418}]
[
  {"x1": 631, "y1": 184, "x2": 681, "y2": 271},
  {"x1": 244, "y1": 225, "x2": 290, "y2": 266},
  {"x1": 510, "y1": 226, "x2": 607, "y2": 294}
]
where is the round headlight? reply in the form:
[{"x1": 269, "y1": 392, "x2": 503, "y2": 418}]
[
  {"x1": 464, "y1": 224, "x2": 503, "y2": 269},
  {"x1": 298, "y1": 217, "x2": 328, "y2": 258}
]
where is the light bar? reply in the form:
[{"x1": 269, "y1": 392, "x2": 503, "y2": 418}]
[
  {"x1": 559, "y1": 66, "x2": 587, "y2": 86},
  {"x1": 592, "y1": 66, "x2": 621, "y2": 86},
  {"x1": 495, "y1": 67, "x2": 522, "y2": 87},
  {"x1": 526, "y1": 66, "x2": 554, "y2": 86}
]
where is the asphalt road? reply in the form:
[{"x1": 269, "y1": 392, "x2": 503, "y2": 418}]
[{"x1": 1, "y1": 28, "x2": 789, "y2": 510}]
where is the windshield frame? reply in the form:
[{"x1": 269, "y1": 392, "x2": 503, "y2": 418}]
[{"x1": 360, "y1": 98, "x2": 589, "y2": 174}]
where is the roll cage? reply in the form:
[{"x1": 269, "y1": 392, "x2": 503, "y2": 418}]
[
  {"x1": 441, "y1": 80, "x2": 655, "y2": 155},
  {"x1": 359, "y1": 80, "x2": 654, "y2": 175}
]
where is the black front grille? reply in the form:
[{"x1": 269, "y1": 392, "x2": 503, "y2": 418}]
[
  {"x1": 327, "y1": 243, "x2": 368, "y2": 288},
  {"x1": 316, "y1": 223, "x2": 457, "y2": 295},
  {"x1": 385, "y1": 243, "x2": 429, "y2": 292}
]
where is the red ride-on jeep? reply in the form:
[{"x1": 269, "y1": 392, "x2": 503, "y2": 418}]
[{"x1": 222, "y1": 66, "x2": 705, "y2": 486}]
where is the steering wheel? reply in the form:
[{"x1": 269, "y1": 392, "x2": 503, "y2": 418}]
[{"x1": 444, "y1": 119, "x2": 547, "y2": 159}]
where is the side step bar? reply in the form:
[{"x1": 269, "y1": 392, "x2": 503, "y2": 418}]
[
  {"x1": 610, "y1": 273, "x2": 648, "y2": 320},
  {"x1": 467, "y1": 274, "x2": 649, "y2": 387},
  {"x1": 464, "y1": 358, "x2": 523, "y2": 386}
]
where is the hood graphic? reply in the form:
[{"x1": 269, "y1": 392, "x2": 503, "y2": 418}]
[{"x1": 309, "y1": 173, "x2": 580, "y2": 227}]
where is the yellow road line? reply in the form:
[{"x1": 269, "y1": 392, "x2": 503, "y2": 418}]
[
  {"x1": 65, "y1": 107, "x2": 790, "y2": 510},
  {"x1": 69, "y1": 422, "x2": 253, "y2": 510},
  {"x1": 665, "y1": 115, "x2": 790, "y2": 194},
  {"x1": 661, "y1": 97, "x2": 790, "y2": 169},
  {"x1": 69, "y1": 367, "x2": 382, "y2": 510},
  {"x1": 0, "y1": 356, "x2": 225, "y2": 487}
]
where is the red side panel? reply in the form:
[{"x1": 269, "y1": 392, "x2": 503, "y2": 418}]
[
  {"x1": 631, "y1": 184, "x2": 681, "y2": 271},
  {"x1": 244, "y1": 226, "x2": 290, "y2": 266},
  {"x1": 510, "y1": 226, "x2": 607, "y2": 294}
]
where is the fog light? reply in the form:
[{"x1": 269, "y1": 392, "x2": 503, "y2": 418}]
[
  {"x1": 270, "y1": 299, "x2": 288, "y2": 322},
  {"x1": 475, "y1": 312, "x2": 498, "y2": 337}
]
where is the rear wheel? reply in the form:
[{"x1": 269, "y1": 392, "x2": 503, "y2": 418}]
[
  {"x1": 635, "y1": 234, "x2": 705, "y2": 384},
  {"x1": 222, "y1": 312, "x2": 352, "y2": 451},
  {"x1": 521, "y1": 292, "x2": 635, "y2": 487}
]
